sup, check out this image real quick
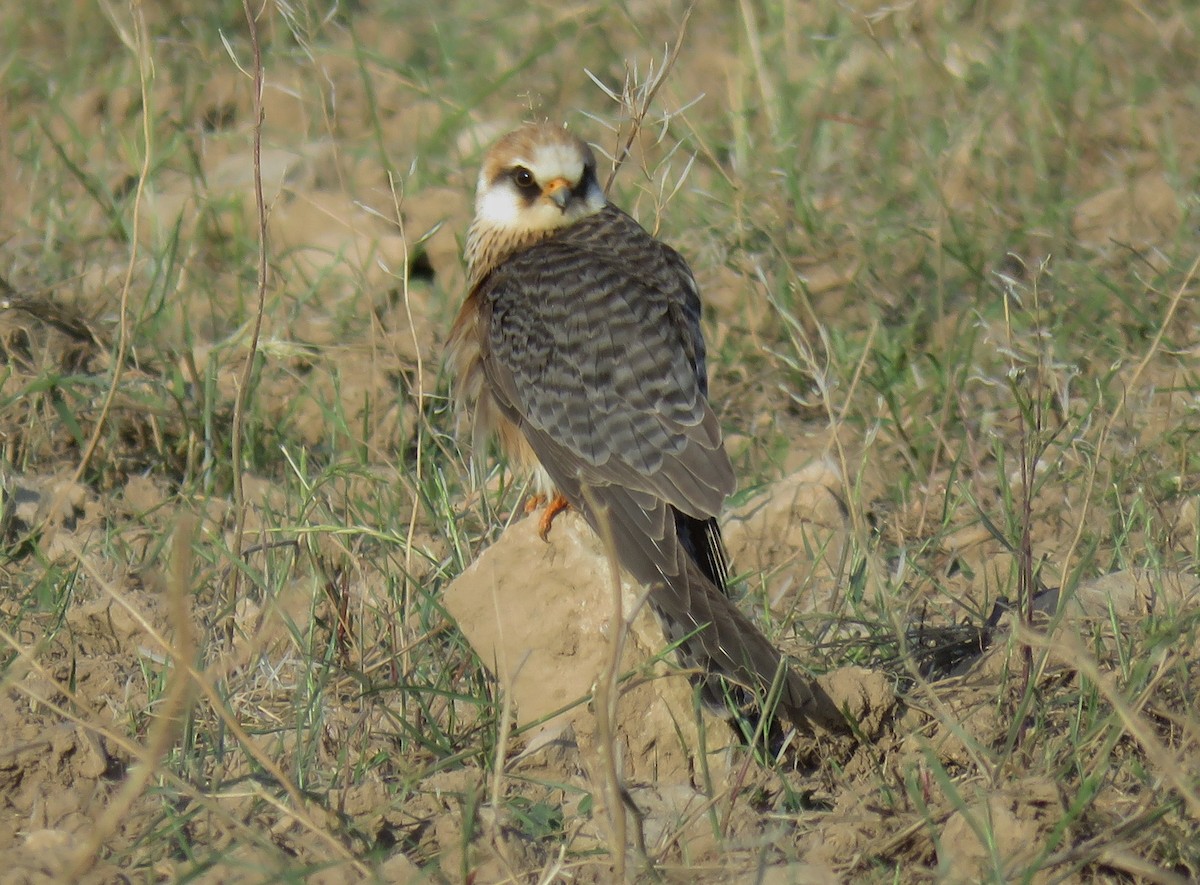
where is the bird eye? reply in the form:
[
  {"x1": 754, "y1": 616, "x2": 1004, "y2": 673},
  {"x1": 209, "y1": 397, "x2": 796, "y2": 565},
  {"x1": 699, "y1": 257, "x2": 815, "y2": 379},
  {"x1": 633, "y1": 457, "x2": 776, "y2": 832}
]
[{"x1": 512, "y1": 167, "x2": 536, "y2": 189}]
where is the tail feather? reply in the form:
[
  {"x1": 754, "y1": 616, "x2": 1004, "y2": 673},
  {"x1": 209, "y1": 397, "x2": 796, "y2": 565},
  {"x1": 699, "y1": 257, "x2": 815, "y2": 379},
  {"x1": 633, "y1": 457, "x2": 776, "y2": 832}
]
[
  {"x1": 674, "y1": 510, "x2": 730, "y2": 592},
  {"x1": 563, "y1": 480, "x2": 838, "y2": 731},
  {"x1": 648, "y1": 557, "x2": 830, "y2": 730}
]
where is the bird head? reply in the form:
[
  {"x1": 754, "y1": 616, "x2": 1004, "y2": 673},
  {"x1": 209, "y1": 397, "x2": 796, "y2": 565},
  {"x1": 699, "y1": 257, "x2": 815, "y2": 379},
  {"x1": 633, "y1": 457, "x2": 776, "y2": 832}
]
[{"x1": 466, "y1": 123, "x2": 607, "y2": 282}]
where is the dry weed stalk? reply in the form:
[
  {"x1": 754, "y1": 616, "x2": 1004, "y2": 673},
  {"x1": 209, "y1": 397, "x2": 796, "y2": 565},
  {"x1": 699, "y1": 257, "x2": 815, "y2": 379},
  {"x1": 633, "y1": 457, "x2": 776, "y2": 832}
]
[
  {"x1": 223, "y1": 0, "x2": 272, "y2": 636},
  {"x1": 585, "y1": 486, "x2": 654, "y2": 880},
  {"x1": 1055, "y1": 249, "x2": 1199, "y2": 593},
  {"x1": 1020, "y1": 621, "x2": 1200, "y2": 821},
  {"x1": 998, "y1": 258, "x2": 1048, "y2": 725},
  {"x1": 64, "y1": 519, "x2": 198, "y2": 879},
  {"x1": 584, "y1": 3, "x2": 697, "y2": 200},
  {"x1": 65, "y1": 534, "x2": 371, "y2": 874},
  {"x1": 73, "y1": 0, "x2": 153, "y2": 482},
  {"x1": 384, "y1": 168, "x2": 430, "y2": 710}
]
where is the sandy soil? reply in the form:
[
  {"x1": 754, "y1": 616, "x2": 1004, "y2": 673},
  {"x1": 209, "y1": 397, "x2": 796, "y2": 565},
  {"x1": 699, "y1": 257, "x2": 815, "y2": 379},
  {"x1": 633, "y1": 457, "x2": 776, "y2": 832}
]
[{"x1": 5, "y1": 455, "x2": 1194, "y2": 881}]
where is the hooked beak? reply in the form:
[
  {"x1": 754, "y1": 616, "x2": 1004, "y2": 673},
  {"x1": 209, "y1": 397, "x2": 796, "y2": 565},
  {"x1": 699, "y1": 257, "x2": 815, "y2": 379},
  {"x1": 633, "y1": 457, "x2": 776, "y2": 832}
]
[{"x1": 543, "y1": 177, "x2": 572, "y2": 210}]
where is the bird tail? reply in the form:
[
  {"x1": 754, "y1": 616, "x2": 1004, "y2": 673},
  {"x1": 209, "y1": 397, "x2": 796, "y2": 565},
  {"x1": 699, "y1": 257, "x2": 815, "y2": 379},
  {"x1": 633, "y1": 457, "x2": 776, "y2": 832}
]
[{"x1": 649, "y1": 559, "x2": 841, "y2": 733}]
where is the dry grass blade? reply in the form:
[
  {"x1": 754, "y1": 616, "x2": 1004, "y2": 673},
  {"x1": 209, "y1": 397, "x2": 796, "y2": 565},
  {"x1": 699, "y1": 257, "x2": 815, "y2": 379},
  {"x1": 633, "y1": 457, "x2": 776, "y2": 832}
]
[
  {"x1": 1057, "y1": 249, "x2": 1198, "y2": 589},
  {"x1": 64, "y1": 517, "x2": 198, "y2": 879},
  {"x1": 595, "y1": 3, "x2": 694, "y2": 195},
  {"x1": 1034, "y1": 624, "x2": 1200, "y2": 821},
  {"x1": 62, "y1": 540, "x2": 374, "y2": 875}
]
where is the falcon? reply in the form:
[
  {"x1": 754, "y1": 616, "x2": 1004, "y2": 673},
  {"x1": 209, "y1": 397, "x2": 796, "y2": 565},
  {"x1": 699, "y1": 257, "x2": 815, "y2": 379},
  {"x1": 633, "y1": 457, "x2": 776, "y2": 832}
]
[{"x1": 447, "y1": 122, "x2": 817, "y2": 727}]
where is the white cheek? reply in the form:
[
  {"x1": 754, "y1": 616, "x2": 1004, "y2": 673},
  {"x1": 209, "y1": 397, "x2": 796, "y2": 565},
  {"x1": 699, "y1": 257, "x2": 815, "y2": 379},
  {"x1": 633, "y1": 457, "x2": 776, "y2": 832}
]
[
  {"x1": 476, "y1": 185, "x2": 524, "y2": 229},
  {"x1": 476, "y1": 185, "x2": 571, "y2": 233}
]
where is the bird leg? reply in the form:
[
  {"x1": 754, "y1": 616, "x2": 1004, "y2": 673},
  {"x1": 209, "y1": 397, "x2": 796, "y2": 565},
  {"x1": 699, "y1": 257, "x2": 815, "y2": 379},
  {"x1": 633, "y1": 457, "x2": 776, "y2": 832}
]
[
  {"x1": 536, "y1": 493, "x2": 571, "y2": 541},
  {"x1": 521, "y1": 493, "x2": 572, "y2": 539}
]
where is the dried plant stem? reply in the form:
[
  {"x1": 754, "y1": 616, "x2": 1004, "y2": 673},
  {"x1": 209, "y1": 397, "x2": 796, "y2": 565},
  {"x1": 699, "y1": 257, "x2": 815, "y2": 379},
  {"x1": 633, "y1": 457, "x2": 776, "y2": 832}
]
[
  {"x1": 73, "y1": 0, "x2": 152, "y2": 483},
  {"x1": 736, "y1": 0, "x2": 779, "y2": 136},
  {"x1": 388, "y1": 171, "x2": 423, "y2": 702},
  {"x1": 487, "y1": 583, "x2": 517, "y2": 818},
  {"x1": 1057, "y1": 249, "x2": 1199, "y2": 590},
  {"x1": 65, "y1": 540, "x2": 371, "y2": 874},
  {"x1": 65, "y1": 518, "x2": 198, "y2": 879},
  {"x1": 592, "y1": 498, "x2": 629, "y2": 881},
  {"x1": 1030, "y1": 624, "x2": 1200, "y2": 820},
  {"x1": 1016, "y1": 249, "x2": 1200, "y2": 717},
  {"x1": 587, "y1": 488, "x2": 656, "y2": 880},
  {"x1": 999, "y1": 265, "x2": 1051, "y2": 745},
  {"x1": 597, "y1": 4, "x2": 693, "y2": 195},
  {"x1": 226, "y1": 0, "x2": 271, "y2": 632}
]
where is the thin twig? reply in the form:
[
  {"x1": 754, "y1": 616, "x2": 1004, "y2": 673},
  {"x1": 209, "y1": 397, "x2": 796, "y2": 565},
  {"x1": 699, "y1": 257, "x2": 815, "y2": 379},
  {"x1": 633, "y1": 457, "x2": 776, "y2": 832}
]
[
  {"x1": 1030, "y1": 623, "x2": 1200, "y2": 820},
  {"x1": 600, "y1": 4, "x2": 694, "y2": 195},
  {"x1": 388, "y1": 169, "x2": 424, "y2": 711},
  {"x1": 74, "y1": 0, "x2": 153, "y2": 483},
  {"x1": 65, "y1": 517, "x2": 198, "y2": 879},
  {"x1": 585, "y1": 487, "x2": 657, "y2": 879},
  {"x1": 65, "y1": 540, "x2": 372, "y2": 874},
  {"x1": 226, "y1": 0, "x2": 272, "y2": 634},
  {"x1": 590, "y1": 492, "x2": 630, "y2": 881}
]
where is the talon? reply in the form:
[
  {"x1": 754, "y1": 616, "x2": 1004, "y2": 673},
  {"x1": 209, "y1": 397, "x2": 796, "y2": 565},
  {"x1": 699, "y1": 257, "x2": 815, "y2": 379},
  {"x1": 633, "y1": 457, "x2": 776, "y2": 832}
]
[
  {"x1": 524, "y1": 494, "x2": 546, "y2": 514},
  {"x1": 537, "y1": 493, "x2": 571, "y2": 541}
]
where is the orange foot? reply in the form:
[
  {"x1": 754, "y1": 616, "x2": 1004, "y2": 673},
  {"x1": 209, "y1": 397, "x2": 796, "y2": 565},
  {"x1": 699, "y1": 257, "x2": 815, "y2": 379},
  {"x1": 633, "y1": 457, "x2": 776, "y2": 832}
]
[{"x1": 524, "y1": 492, "x2": 571, "y2": 541}]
